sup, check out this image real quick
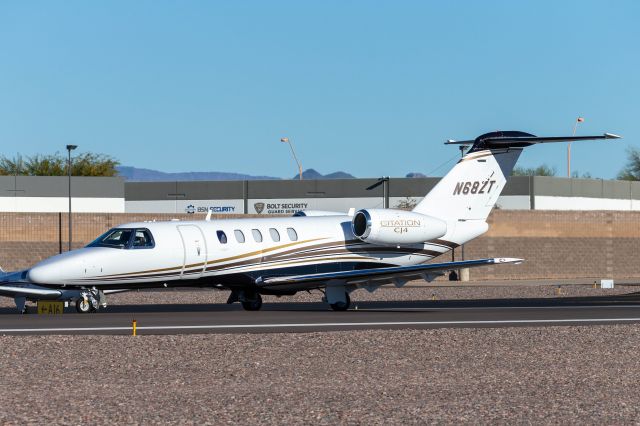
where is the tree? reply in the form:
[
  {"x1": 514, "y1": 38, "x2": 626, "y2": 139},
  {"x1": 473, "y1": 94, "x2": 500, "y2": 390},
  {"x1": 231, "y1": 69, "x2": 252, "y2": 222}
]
[
  {"x1": 394, "y1": 197, "x2": 418, "y2": 210},
  {"x1": 511, "y1": 164, "x2": 556, "y2": 177},
  {"x1": 617, "y1": 148, "x2": 640, "y2": 181},
  {"x1": 0, "y1": 152, "x2": 119, "y2": 176},
  {"x1": 571, "y1": 170, "x2": 593, "y2": 179}
]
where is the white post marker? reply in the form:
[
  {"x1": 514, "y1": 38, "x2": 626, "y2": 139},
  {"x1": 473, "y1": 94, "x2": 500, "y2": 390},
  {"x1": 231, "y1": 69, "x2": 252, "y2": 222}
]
[{"x1": 601, "y1": 279, "x2": 614, "y2": 289}]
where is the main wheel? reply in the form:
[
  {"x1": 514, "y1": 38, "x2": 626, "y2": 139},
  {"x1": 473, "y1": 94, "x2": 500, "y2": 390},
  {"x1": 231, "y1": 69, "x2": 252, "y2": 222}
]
[
  {"x1": 330, "y1": 292, "x2": 351, "y2": 311},
  {"x1": 76, "y1": 298, "x2": 92, "y2": 314},
  {"x1": 241, "y1": 294, "x2": 263, "y2": 311}
]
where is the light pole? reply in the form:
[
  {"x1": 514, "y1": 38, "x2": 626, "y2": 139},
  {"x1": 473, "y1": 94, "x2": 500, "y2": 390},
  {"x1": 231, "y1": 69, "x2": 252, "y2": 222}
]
[
  {"x1": 459, "y1": 145, "x2": 469, "y2": 275},
  {"x1": 66, "y1": 144, "x2": 77, "y2": 251},
  {"x1": 280, "y1": 137, "x2": 303, "y2": 180},
  {"x1": 567, "y1": 117, "x2": 584, "y2": 177}
]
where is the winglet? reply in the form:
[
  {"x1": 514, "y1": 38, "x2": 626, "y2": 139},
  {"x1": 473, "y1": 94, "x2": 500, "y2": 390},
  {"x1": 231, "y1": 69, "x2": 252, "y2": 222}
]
[
  {"x1": 604, "y1": 132, "x2": 622, "y2": 139},
  {"x1": 491, "y1": 257, "x2": 524, "y2": 265}
]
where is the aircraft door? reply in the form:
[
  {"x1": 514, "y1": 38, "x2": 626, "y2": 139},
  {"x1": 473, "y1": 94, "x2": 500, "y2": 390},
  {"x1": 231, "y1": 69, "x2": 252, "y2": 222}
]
[{"x1": 177, "y1": 225, "x2": 208, "y2": 279}]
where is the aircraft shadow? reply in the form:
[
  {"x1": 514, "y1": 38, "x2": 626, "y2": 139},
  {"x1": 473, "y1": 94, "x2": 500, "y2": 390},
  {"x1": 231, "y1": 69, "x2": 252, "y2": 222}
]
[{"x1": 2, "y1": 292, "x2": 639, "y2": 315}]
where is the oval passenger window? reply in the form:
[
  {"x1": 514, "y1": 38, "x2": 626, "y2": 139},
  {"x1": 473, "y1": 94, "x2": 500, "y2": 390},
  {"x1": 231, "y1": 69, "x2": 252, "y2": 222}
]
[
  {"x1": 269, "y1": 228, "x2": 280, "y2": 242},
  {"x1": 252, "y1": 229, "x2": 263, "y2": 243}
]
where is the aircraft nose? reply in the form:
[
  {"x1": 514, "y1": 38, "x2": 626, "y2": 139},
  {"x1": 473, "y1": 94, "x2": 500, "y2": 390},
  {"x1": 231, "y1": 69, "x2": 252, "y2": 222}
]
[
  {"x1": 27, "y1": 250, "x2": 94, "y2": 284},
  {"x1": 27, "y1": 264, "x2": 58, "y2": 284}
]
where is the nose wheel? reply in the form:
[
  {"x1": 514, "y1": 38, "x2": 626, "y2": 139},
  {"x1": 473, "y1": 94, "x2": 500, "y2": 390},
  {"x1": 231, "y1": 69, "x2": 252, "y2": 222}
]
[
  {"x1": 75, "y1": 289, "x2": 101, "y2": 313},
  {"x1": 76, "y1": 298, "x2": 94, "y2": 313}
]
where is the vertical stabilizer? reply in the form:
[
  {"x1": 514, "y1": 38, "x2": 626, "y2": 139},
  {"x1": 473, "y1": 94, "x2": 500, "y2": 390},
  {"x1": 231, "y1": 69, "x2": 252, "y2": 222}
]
[
  {"x1": 413, "y1": 148, "x2": 522, "y2": 222},
  {"x1": 412, "y1": 130, "x2": 618, "y2": 245}
]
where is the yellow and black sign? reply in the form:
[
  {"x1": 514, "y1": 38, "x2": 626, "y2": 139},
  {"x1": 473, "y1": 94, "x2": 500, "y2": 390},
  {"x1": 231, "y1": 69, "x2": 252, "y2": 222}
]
[{"x1": 37, "y1": 301, "x2": 64, "y2": 314}]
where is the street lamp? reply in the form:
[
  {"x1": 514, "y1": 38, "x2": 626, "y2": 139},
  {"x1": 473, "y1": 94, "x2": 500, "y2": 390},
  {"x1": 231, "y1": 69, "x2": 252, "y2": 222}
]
[
  {"x1": 66, "y1": 144, "x2": 78, "y2": 251},
  {"x1": 280, "y1": 137, "x2": 303, "y2": 180},
  {"x1": 567, "y1": 117, "x2": 584, "y2": 177}
]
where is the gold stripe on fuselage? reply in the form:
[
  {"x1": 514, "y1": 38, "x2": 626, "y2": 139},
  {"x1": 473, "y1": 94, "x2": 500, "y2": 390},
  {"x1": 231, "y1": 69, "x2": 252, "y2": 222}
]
[
  {"x1": 79, "y1": 246, "x2": 438, "y2": 283},
  {"x1": 97, "y1": 237, "x2": 327, "y2": 279}
]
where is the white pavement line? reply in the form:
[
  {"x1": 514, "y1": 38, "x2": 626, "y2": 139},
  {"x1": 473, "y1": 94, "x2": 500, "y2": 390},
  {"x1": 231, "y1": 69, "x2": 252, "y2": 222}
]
[
  {"x1": 359, "y1": 305, "x2": 640, "y2": 311},
  {"x1": 0, "y1": 326, "x2": 133, "y2": 333},
  {"x1": 2, "y1": 317, "x2": 640, "y2": 333}
]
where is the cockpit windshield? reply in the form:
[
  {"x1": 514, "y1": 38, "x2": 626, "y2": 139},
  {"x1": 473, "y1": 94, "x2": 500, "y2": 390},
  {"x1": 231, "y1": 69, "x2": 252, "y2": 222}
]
[{"x1": 87, "y1": 228, "x2": 155, "y2": 249}]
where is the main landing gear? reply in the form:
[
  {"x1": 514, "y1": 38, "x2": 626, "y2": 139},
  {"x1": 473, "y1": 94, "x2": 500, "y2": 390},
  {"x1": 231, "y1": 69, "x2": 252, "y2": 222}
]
[
  {"x1": 325, "y1": 286, "x2": 351, "y2": 311},
  {"x1": 227, "y1": 290, "x2": 264, "y2": 311},
  {"x1": 241, "y1": 293, "x2": 263, "y2": 311},
  {"x1": 329, "y1": 292, "x2": 351, "y2": 311}
]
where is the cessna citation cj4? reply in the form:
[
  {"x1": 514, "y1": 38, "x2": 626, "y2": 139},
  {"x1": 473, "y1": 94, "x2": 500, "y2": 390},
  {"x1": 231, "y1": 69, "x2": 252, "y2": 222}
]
[{"x1": 0, "y1": 130, "x2": 620, "y2": 313}]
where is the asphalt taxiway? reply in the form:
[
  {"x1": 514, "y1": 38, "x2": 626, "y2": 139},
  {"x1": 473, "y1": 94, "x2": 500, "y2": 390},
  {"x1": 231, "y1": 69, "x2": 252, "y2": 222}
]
[{"x1": 1, "y1": 292, "x2": 640, "y2": 335}]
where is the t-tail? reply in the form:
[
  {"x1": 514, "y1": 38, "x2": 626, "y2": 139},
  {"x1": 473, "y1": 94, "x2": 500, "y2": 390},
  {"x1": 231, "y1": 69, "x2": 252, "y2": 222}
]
[{"x1": 413, "y1": 130, "x2": 621, "y2": 245}]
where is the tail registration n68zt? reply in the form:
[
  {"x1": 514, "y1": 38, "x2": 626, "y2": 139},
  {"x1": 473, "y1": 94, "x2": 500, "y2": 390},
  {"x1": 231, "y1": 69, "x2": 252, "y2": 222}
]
[{"x1": 453, "y1": 180, "x2": 496, "y2": 195}]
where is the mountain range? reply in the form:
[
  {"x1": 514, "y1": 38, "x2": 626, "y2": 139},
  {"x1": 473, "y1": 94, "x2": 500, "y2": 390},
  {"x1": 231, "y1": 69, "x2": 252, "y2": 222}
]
[{"x1": 117, "y1": 166, "x2": 358, "y2": 181}]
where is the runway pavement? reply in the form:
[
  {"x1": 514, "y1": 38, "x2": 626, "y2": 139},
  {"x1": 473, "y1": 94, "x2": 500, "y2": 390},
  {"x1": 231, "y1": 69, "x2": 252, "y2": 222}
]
[{"x1": 2, "y1": 292, "x2": 640, "y2": 335}]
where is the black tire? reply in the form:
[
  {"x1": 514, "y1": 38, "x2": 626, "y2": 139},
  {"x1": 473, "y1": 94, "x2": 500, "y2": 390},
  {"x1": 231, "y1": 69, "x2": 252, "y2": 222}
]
[
  {"x1": 76, "y1": 299, "x2": 92, "y2": 314},
  {"x1": 330, "y1": 292, "x2": 351, "y2": 311},
  {"x1": 241, "y1": 294, "x2": 263, "y2": 311}
]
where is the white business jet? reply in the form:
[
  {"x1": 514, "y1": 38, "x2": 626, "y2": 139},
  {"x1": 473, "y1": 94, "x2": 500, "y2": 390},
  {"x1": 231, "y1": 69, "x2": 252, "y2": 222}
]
[{"x1": 0, "y1": 130, "x2": 620, "y2": 313}]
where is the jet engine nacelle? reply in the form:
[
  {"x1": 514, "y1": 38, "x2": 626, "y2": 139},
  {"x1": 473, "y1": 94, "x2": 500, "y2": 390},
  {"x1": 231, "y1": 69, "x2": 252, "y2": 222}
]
[{"x1": 351, "y1": 209, "x2": 447, "y2": 245}]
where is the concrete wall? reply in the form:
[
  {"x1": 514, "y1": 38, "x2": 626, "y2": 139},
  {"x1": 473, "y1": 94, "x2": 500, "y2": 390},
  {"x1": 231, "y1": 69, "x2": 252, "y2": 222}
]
[
  {"x1": 1, "y1": 211, "x2": 638, "y2": 281},
  {"x1": 4, "y1": 175, "x2": 640, "y2": 214},
  {"x1": 124, "y1": 176, "x2": 640, "y2": 214},
  {"x1": 0, "y1": 176, "x2": 125, "y2": 212}
]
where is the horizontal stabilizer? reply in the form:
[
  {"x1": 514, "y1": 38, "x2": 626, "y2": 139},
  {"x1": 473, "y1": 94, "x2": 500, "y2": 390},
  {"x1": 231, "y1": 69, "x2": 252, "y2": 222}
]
[
  {"x1": 445, "y1": 131, "x2": 621, "y2": 153},
  {"x1": 257, "y1": 257, "x2": 523, "y2": 288}
]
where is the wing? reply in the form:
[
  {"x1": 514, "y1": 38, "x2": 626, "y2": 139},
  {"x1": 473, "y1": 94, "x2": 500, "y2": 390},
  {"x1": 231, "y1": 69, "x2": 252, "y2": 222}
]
[
  {"x1": 0, "y1": 268, "x2": 60, "y2": 299},
  {"x1": 0, "y1": 284, "x2": 62, "y2": 299},
  {"x1": 257, "y1": 257, "x2": 523, "y2": 291}
]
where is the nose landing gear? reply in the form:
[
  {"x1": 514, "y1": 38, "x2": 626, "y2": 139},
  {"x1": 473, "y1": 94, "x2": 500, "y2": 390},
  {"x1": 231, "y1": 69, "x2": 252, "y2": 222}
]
[
  {"x1": 75, "y1": 289, "x2": 105, "y2": 313},
  {"x1": 75, "y1": 298, "x2": 95, "y2": 313}
]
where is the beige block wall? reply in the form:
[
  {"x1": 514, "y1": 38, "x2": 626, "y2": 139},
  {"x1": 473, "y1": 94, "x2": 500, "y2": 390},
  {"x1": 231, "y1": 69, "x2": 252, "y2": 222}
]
[{"x1": 1, "y1": 211, "x2": 638, "y2": 280}]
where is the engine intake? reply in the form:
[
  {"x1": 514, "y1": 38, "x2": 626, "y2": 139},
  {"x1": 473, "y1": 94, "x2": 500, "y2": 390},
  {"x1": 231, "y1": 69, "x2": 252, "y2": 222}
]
[{"x1": 351, "y1": 209, "x2": 447, "y2": 245}]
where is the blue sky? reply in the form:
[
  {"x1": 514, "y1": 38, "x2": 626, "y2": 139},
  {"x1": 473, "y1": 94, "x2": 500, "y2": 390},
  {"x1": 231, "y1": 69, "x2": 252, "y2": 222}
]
[{"x1": 0, "y1": 1, "x2": 638, "y2": 179}]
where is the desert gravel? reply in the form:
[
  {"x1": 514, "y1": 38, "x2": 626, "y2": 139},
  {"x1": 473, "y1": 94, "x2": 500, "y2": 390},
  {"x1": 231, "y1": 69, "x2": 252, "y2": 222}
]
[
  {"x1": 1, "y1": 326, "x2": 640, "y2": 424},
  {"x1": 1, "y1": 285, "x2": 640, "y2": 424}
]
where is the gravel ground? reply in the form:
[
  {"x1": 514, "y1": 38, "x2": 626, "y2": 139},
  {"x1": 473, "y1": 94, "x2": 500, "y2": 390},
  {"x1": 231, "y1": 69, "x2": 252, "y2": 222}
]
[
  {"x1": 1, "y1": 326, "x2": 640, "y2": 424},
  {"x1": 1, "y1": 285, "x2": 640, "y2": 424}
]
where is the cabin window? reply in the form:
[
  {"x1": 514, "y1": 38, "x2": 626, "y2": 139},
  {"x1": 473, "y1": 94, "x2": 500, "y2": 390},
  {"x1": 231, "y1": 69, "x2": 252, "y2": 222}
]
[
  {"x1": 87, "y1": 228, "x2": 133, "y2": 249},
  {"x1": 87, "y1": 227, "x2": 154, "y2": 249},
  {"x1": 217, "y1": 230, "x2": 228, "y2": 244},
  {"x1": 252, "y1": 229, "x2": 263, "y2": 243},
  {"x1": 132, "y1": 229, "x2": 154, "y2": 249},
  {"x1": 98, "y1": 229, "x2": 133, "y2": 248},
  {"x1": 234, "y1": 230, "x2": 245, "y2": 243},
  {"x1": 269, "y1": 228, "x2": 280, "y2": 242},
  {"x1": 286, "y1": 228, "x2": 298, "y2": 241}
]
